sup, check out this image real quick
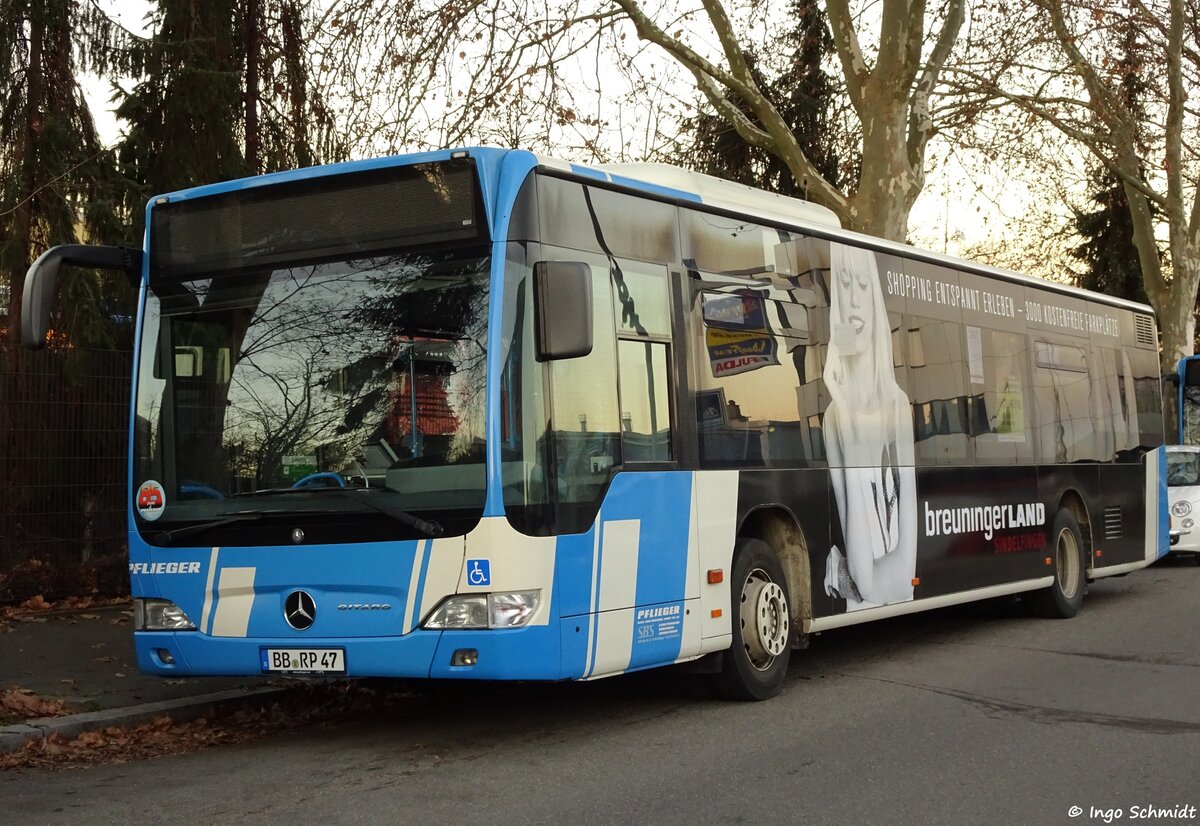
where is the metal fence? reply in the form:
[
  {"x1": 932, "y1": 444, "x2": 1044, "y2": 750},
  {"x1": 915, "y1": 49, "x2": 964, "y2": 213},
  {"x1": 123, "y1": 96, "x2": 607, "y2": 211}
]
[{"x1": 0, "y1": 343, "x2": 132, "y2": 573}]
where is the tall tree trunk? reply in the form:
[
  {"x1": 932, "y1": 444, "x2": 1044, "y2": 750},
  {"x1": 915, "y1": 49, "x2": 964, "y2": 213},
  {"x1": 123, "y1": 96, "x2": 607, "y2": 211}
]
[
  {"x1": 1156, "y1": 249, "x2": 1200, "y2": 444},
  {"x1": 3, "y1": 9, "x2": 44, "y2": 566},
  {"x1": 7, "y1": 11, "x2": 44, "y2": 338},
  {"x1": 849, "y1": 99, "x2": 918, "y2": 240},
  {"x1": 281, "y1": 1, "x2": 310, "y2": 168},
  {"x1": 1123, "y1": 161, "x2": 1198, "y2": 446},
  {"x1": 244, "y1": 0, "x2": 260, "y2": 174}
]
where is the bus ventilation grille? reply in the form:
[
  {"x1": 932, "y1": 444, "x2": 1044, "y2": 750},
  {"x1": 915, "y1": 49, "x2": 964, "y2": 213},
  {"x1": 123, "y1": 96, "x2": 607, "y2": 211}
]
[
  {"x1": 1134, "y1": 314, "x2": 1156, "y2": 347},
  {"x1": 1103, "y1": 506, "x2": 1123, "y2": 539}
]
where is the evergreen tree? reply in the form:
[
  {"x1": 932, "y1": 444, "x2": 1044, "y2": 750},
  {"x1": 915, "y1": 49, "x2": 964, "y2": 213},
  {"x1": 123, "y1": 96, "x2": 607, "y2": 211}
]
[
  {"x1": 680, "y1": 0, "x2": 850, "y2": 197},
  {"x1": 116, "y1": 0, "x2": 340, "y2": 236},
  {"x1": 1069, "y1": 19, "x2": 1151, "y2": 305},
  {"x1": 0, "y1": 1, "x2": 131, "y2": 342},
  {"x1": 115, "y1": 0, "x2": 246, "y2": 229},
  {"x1": 1072, "y1": 165, "x2": 1150, "y2": 304}
]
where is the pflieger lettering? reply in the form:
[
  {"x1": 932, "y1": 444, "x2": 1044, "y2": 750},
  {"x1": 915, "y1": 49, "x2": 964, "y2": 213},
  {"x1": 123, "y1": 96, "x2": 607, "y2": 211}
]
[
  {"x1": 128, "y1": 561, "x2": 202, "y2": 575},
  {"x1": 636, "y1": 605, "x2": 681, "y2": 621}
]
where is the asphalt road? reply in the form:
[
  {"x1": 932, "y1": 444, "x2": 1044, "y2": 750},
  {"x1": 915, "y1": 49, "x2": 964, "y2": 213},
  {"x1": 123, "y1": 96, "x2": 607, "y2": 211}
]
[{"x1": 5, "y1": 558, "x2": 1199, "y2": 826}]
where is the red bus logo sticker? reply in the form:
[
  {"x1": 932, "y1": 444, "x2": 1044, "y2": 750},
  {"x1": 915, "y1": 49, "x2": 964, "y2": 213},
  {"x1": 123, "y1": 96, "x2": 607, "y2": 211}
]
[{"x1": 137, "y1": 480, "x2": 166, "y2": 521}]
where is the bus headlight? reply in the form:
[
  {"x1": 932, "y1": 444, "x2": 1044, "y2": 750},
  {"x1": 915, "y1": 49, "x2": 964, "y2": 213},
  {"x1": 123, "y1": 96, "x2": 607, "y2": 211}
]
[
  {"x1": 134, "y1": 598, "x2": 197, "y2": 631},
  {"x1": 424, "y1": 591, "x2": 541, "y2": 629},
  {"x1": 488, "y1": 591, "x2": 541, "y2": 627}
]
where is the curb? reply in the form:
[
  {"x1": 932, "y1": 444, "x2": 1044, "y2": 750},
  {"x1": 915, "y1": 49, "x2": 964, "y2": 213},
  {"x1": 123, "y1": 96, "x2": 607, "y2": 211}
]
[{"x1": 0, "y1": 686, "x2": 289, "y2": 754}]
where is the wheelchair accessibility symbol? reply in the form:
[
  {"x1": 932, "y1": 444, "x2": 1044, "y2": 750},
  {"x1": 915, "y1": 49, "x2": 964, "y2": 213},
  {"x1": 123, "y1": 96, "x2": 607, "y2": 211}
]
[{"x1": 466, "y1": 559, "x2": 491, "y2": 587}]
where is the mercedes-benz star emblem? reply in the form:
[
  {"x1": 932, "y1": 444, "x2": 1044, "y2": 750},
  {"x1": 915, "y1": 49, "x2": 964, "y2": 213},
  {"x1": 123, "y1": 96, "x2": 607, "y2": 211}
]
[{"x1": 284, "y1": 590, "x2": 317, "y2": 631}]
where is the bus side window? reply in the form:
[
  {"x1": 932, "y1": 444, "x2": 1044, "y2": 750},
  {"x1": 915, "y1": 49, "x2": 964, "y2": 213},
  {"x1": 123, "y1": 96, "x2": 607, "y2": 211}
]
[
  {"x1": 545, "y1": 250, "x2": 622, "y2": 527},
  {"x1": 536, "y1": 176, "x2": 678, "y2": 264},
  {"x1": 692, "y1": 287, "x2": 816, "y2": 469},
  {"x1": 906, "y1": 316, "x2": 971, "y2": 465},
  {"x1": 1033, "y1": 338, "x2": 1098, "y2": 463},
  {"x1": 1091, "y1": 346, "x2": 1137, "y2": 459},
  {"x1": 973, "y1": 329, "x2": 1034, "y2": 464},
  {"x1": 618, "y1": 340, "x2": 672, "y2": 462},
  {"x1": 614, "y1": 263, "x2": 673, "y2": 463},
  {"x1": 1128, "y1": 346, "x2": 1165, "y2": 449}
]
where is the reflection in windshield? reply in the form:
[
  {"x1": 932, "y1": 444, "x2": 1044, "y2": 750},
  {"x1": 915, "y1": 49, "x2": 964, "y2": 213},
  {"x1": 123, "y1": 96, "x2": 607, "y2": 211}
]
[{"x1": 135, "y1": 248, "x2": 490, "y2": 535}]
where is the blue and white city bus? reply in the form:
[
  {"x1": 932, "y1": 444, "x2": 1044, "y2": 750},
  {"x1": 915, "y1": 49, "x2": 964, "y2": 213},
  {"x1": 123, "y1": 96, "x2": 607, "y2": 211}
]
[{"x1": 21, "y1": 148, "x2": 1170, "y2": 700}]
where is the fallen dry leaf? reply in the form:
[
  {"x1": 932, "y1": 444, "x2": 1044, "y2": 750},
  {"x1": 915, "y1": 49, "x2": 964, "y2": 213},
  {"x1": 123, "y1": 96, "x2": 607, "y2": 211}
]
[
  {"x1": 0, "y1": 688, "x2": 74, "y2": 719},
  {"x1": 0, "y1": 595, "x2": 132, "y2": 621},
  {"x1": 74, "y1": 731, "x2": 104, "y2": 748},
  {"x1": 0, "y1": 681, "x2": 423, "y2": 770},
  {"x1": 20, "y1": 595, "x2": 50, "y2": 612}
]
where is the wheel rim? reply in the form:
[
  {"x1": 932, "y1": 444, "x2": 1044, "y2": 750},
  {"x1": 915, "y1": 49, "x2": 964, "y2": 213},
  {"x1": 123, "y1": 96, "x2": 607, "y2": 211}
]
[
  {"x1": 1055, "y1": 526, "x2": 1081, "y2": 599},
  {"x1": 740, "y1": 567, "x2": 790, "y2": 671}
]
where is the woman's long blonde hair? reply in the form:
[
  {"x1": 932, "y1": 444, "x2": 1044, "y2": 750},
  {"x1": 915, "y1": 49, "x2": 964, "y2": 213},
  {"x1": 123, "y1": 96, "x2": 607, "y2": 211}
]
[{"x1": 822, "y1": 242, "x2": 903, "y2": 431}]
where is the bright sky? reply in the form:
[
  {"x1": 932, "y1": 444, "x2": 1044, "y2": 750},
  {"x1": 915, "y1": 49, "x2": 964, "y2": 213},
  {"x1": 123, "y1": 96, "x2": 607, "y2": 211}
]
[{"x1": 80, "y1": 0, "x2": 149, "y2": 143}]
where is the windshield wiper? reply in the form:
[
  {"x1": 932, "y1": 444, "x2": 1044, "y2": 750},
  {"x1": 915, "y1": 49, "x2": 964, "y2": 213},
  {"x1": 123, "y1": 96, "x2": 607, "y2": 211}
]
[
  {"x1": 338, "y1": 488, "x2": 445, "y2": 537},
  {"x1": 229, "y1": 487, "x2": 444, "y2": 537},
  {"x1": 229, "y1": 487, "x2": 308, "y2": 498},
  {"x1": 154, "y1": 510, "x2": 268, "y2": 544},
  {"x1": 154, "y1": 508, "x2": 337, "y2": 544}
]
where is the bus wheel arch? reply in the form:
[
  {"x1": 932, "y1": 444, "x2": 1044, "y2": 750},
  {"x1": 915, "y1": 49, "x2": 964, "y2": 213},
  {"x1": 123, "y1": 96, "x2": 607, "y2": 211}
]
[
  {"x1": 737, "y1": 506, "x2": 812, "y2": 636},
  {"x1": 1028, "y1": 505, "x2": 1087, "y2": 619},
  {"x1": 1057, "y1": 490, "x2": 1093, "y2": 573}
]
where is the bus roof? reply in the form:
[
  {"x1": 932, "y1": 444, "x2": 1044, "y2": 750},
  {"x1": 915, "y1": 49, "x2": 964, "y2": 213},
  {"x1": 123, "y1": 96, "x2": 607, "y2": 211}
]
[
  {"x1": 535, "y1": 152, "x2": 1155, "y2": 318},
  {"x1": 148, "y1": 146, "x2": 1155, "y2": 318},
  {"x1": 537, "y1": 156, "x2": 843, "y2": 230}
]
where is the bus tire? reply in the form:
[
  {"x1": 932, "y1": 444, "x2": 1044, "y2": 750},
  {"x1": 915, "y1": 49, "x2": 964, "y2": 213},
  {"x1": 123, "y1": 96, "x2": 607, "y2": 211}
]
[
  {"x1": 708, "y1": 538, "x2": 792, "y2": 701},
  {"x1": 1028, "y1": 509, "x2": 1086, "y2": 619}
]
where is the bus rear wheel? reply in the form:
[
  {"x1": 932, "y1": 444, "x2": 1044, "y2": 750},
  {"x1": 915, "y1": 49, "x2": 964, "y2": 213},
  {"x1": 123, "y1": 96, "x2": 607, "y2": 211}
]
[
  {"x1": 1028, "y1": 509, "x2": 1086, "y2": 619},
  {"x1": 708, "y1": 538, "x2": 792, "y2": 701}
]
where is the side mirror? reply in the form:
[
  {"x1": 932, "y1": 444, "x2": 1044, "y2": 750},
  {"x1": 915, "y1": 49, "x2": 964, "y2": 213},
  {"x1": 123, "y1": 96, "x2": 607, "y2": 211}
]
[
  {"x1": 534, "y1": 261, "x2": 593, "y2": 361},
  {"x1": 20, "y1": 244, "x2": 142, "y2": 349}
]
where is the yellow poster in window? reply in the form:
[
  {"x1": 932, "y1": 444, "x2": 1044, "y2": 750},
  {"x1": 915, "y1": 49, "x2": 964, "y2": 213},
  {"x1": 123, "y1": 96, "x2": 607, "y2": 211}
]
[{"x1": 996, "y1": 375, "x2": 1025, "y2": 442}]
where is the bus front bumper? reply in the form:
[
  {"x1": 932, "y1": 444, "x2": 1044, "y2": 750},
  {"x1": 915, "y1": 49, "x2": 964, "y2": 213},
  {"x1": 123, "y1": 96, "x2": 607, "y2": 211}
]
[{"x1": 133, "y1": 624, "x2": 564, "y2": 681}]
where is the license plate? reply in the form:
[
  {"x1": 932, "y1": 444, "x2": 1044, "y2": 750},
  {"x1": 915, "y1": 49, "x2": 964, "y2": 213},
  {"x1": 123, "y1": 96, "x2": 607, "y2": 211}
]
[{"x1": 260, "y1": 648, "x2": 345, "y2": 674}]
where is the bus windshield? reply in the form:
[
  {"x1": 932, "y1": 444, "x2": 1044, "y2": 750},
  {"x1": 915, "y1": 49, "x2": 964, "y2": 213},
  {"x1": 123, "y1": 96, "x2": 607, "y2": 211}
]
[
  {"x1": 133, "y1": 247, "x2": 490, "y2": 542},
  {"x1": 1167, "y1": 450, "x2": 1200, "y2": 487}
]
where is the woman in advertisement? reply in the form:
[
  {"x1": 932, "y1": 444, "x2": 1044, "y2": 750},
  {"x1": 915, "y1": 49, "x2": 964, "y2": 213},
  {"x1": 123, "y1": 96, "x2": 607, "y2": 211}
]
[{"x1": 822, "y1": 242, "x2": 918, "y2": 611}]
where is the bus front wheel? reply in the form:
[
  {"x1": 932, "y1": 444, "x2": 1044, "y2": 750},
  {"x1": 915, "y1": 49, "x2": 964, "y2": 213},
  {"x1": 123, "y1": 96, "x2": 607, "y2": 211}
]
[
  {"x1": 709, "y1": 538, "x2": 792, "y2": 701},
  {"x1": 1028, "y1": 509, "x2": 1086, "y2": 619}
]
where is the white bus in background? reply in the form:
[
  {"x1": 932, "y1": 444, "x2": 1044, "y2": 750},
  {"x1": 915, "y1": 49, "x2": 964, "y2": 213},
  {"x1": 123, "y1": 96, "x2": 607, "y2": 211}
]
[{"x1": 1166, "y1": 445, "x2": 1200, "y2": 563}]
